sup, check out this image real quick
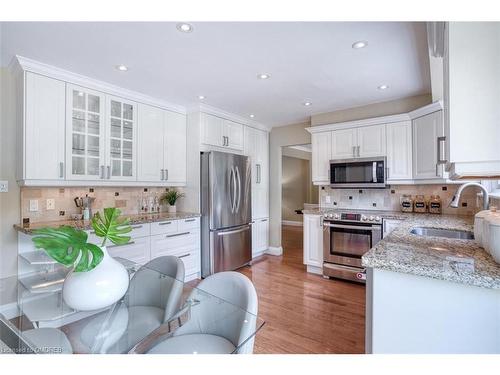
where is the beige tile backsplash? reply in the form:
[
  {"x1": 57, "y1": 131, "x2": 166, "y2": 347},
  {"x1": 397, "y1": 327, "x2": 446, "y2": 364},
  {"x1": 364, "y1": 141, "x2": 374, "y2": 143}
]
[
  {"x1": 21, "y1": 186, "x2": 186, "y2": 223},
  {"x1": 320, "y1": 184, "x2": 486, "y2": 216}
]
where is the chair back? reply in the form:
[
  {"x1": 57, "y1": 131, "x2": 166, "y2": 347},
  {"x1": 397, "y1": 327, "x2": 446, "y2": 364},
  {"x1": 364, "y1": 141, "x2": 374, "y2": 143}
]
[{"x1": 127, "y1": 256, "x2": 185, "y2": 322}]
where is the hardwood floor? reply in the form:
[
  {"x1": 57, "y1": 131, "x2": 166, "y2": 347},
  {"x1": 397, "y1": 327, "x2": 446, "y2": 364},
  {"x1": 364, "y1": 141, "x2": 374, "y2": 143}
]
[{"x1": 238, "y1": 225, "x2": 366, "y2": 354}]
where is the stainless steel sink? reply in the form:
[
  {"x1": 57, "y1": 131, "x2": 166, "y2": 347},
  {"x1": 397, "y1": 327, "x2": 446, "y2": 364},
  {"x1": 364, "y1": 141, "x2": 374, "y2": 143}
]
[{"x1": 410, "y1": 227, "x2": 475, "y2": 240}]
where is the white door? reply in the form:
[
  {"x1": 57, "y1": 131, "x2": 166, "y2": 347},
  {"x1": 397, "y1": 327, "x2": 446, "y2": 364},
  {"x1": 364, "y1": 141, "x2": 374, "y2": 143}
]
[
  {"x1": 24, "y1": 72, "x2": 66, "y2": 180},
  {"x1": 311, "y1": 132, "x2": 332, "y2": 183},
  {"x1": 164, "y1": 110, "x2": 187, "y2": 184},
  {"x1": 200, "y1": 113, "x2": 224, "y2": 147},
  {"x1": 137, "y1": 104, "x2": 165, "y2": 182},
  {"x1": 223, "y1": 120, "x2": 244, "y2": 150},
  {"x1": 66, "y1": 84, "x2": 106, "y2": 180},
  {"x1": 105, "y1": 96, "x2": 137, "y2": 181},
  {"x1": 386, "y1": 121, "x2": 412, "y2": 181},
  {"x1": 357, "y1": 124, "x2": 386, "y2": 157},
  {"x1": 413, "y1": 111, "x2": 445, "y2": 179},
  {"x1": 331, "y1": 128, "x2": 357, "y2": 159},
  {"x1": 303, "y1": 215, "x2": 323, "y2": 267}
]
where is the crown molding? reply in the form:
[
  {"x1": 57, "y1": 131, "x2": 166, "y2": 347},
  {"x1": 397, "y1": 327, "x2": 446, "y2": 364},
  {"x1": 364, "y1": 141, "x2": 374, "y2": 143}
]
[
  {"x1": 188, "y1": 103, "x2": 270, "y2": 132},
  {"x1": 408, "y1": 100, "x2": 443, "y2": 119},
  {"x1": 12, "y1": 55, "x2": 187, "y2": 114}
]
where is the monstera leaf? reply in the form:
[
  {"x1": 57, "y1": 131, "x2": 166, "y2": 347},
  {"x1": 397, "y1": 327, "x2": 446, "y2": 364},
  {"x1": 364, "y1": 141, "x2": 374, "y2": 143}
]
[
  {"x1": 91, "y1": 207, "x2": 131, "y2": 247},
  {"x1": 32, "y1": 226, "x2": 104, "y2": 272}
]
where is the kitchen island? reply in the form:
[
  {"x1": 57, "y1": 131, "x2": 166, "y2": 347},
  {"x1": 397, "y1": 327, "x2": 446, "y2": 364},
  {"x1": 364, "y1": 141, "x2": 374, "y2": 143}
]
[{"x1": 362, "y1": 214, "x2": 500, "y2": 354}]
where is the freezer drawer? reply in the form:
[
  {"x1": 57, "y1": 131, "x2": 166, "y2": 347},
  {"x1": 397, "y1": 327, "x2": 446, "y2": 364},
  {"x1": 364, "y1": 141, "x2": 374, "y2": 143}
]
[{"x1": 203, "y1": 224, "x2": 252, "y2": 278}]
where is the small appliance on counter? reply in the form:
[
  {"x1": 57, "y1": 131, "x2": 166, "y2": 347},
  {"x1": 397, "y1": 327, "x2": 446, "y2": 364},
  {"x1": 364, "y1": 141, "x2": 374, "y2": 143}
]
[{"x1": 74, "y1": 195, "x2": 95, "y2": 220}]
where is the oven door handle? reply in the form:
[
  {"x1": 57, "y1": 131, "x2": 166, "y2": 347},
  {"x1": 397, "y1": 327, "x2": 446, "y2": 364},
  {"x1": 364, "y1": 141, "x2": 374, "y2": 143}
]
[{"x1": 323, "y1": 223, "x2": 381, "y2": 231}]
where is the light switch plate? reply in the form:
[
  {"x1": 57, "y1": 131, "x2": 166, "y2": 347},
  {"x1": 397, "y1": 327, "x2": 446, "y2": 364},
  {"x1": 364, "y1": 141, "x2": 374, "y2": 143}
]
[
  {"x1": 46, "y1": 199, "x2": 55, "y2": 210},
  {"x1": 29, "y1": 199, "x2": 39, "y2": 212},
  {"x1": 0, "y1": 181, "x2": 8, "y2": 193}
]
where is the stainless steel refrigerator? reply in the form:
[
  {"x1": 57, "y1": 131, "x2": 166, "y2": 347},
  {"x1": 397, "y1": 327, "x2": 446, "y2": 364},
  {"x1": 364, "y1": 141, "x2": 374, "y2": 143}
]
[{"x1": 200, "y1": 151, "x2": 252, "y2": 277}]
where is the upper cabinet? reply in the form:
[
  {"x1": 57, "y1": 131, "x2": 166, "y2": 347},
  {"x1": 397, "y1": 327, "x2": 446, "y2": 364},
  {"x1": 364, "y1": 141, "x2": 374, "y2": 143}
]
[
  {"x1": 66, "y1": 85, "x2": 107, "y2": 181},
  {"x1": 412, "y1": 110, "x2": 446, "y2": 180},
  {"x1": 23, "y1": 72, "x2": 66, "y2": 181},
  {"x1": 200, "y1": 113, "x2": 244, "y2": 151},
  {"x1": 331, "y1": 128, "x2": 355, "y2": 159},
  {"x1": 312, "y1": 132, "x2": 332, "y2": 184},
  {"x1": 137, "y1": 104, "x2": 187, "y2": 185},
  {"x1": 331, "y1": 125, "x2": 386, "y2": 159},
  {"x1": 386, "y1": 120, "x2": 412, "y2": 181}
]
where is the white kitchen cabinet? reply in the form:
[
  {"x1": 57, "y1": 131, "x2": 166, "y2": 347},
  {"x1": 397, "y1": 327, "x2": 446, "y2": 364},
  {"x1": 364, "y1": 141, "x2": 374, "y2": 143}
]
[
  {"x1": 244, "y1": 126, "x2": 269, "y2": 220},
  {"x1": 105, "y1": 96, "x2": 137, "y2": 181},
  {"x1": 137, "y1": 103, "x2": 187, "y2": 185},
  {"x1": 200, "y1": 113, "x2": 244, "y2": 151},
  {"x1": 107, "y1": 237, "x2": 151, "y2": 265},
  {"x1": 358, "y1": 124, "x2": 386, "y2": 157},
  {"x1": 303, "y1": 214, "x2": 323, "y2": 273},
  {"x1": 386, "y1": 121, "x2": 413, "y2": 181},
  {"x1": 331, "y1": 128, "x2": 356, "y2": 159},
  {"x1": 23, "y1": 72, "x2": 66, "y2": 181},
  {"x1": 412, "y1": 110, "x2": 446, "y2": 180},
  {"x1": 252, "y1": 218, "x2": 269, "y2": 258},
  {"x1": 65, "y1": 84, "x2": 106, "y2": 180},
  {"x1": 311, "y1": 131, "x2": 332, "y2": 184}
]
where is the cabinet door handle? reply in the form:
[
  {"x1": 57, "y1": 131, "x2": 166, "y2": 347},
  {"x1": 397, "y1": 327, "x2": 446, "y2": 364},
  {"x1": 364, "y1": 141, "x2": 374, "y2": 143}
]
[
  {"x1": 166, "y1": 232, "x2": 190, "y2": 238},
  {"x1": 261, "y1": 218, "x2": 268, "y2": 222},
  {"x1": 185, "y1": 219, "x2": 196, "y2": 222},
  {"x1": 100, "y1": 165, "x2": 105, "y2": 179},
  {"x1": 165, "y1": 169, "x2": 168, "y2": 181},
  {"x1": 59, "y1": 162, "x2": 64, "y2": 178},
  {"x1": 352, "y1": 146, "x2": 356, "y2": 157},
  {"x1": 161, "y1": 169, "x2": 164, "y2": 180},
  {"x1": 357, "y1": 146, "x2": 360, "y2": 157},
  {"x1": 178, "y1": 253, "x2": 190, "y2": 259},
  {"x1": 159, "y1": 221, "x2": 172, "y2": 226},
  {"x1": 437, "y1": 136, "x2": 447, "y2": 164},
  {"x1": 107, "y1": 165, "x2": 111, "y2": 179}
]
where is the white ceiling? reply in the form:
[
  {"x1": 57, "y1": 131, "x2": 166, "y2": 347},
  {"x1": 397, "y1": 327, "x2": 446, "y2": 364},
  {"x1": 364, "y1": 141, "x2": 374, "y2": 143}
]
[{"x1": 0, "y1": 22, "x2": 431, "y2": 127}]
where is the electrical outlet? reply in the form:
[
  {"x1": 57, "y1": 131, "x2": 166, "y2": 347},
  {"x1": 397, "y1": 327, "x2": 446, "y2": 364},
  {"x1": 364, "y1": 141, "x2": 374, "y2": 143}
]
[
  {"x1": 0, "y1": 181, "x2": 8, "y2": 193},
  {"x1": 46, "y1": 199, "x2": 55, "y2": 210},
  {"x1": 325, "y1": 196, "x2": 331, "y2": 204},
  {"x1": 29, "y1": 199, "x2": 39, "y2": 212}
]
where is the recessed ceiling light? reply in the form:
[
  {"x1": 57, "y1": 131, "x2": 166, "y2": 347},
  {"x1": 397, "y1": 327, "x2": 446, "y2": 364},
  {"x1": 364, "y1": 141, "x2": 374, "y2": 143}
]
[
  {"x1": 377, "y1": 84, "x2": 389, "y2": 90},
  {"x1": 116, "y1": 64, "x2": 128, "y2": 72},
  {"x1": 257, "y1": 73, "x2": 270, "y2": 80},
  {"x1": 176, "y1": 23, "x2": 193, "y2": 33},
  {"x1": 198, "y1": 95, "x2": 205, "y2": 100},
  {"x1": 249, "y1": 114, "x2": 255, "y2": 118},
  {"x1": 352, "y1": 41, "x2": 368, "y2": 49},
  {"x1": 303, "y1": 101, "x2": 312, "y2": 106}
]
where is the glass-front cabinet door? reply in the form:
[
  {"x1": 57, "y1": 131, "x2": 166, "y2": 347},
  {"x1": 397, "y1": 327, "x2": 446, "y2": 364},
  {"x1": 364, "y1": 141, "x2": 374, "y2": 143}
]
[
  {"x1": 66, "y1": 85, "x2": 106, "y2": 180},
  {"x1": 106, "y1": 96, "x2": 137, "y2": 180}
]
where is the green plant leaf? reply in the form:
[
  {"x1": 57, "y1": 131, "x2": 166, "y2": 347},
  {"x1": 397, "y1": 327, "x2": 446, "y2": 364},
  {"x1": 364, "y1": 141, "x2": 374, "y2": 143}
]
[
  {"x1": 32, "y1": 226, "x2": 104, "y2": 272},
  {"x1": 160, "y1": 190, "x2": 185, "y2": 206},
  {"x1": 91, "y1": 207, "x2": 131, "y2": 247}
]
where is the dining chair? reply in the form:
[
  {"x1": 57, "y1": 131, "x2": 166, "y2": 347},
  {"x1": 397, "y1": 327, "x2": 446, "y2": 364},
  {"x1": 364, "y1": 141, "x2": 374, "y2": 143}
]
[
  {"x1": 146, "y1": 271, "x2": 258, "y2": 354},
  {"x1": 0, "y1": 313, "x2": 73, "y2": 354},
  {"x1": 79, "y1": 255, "x2": 185, "y2": 353}
]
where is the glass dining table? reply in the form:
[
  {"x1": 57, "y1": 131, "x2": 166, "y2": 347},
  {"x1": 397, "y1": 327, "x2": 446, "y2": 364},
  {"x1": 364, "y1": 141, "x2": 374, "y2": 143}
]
[{"x1": 1, "y1": 258, "x2": 264, "y2": 354}]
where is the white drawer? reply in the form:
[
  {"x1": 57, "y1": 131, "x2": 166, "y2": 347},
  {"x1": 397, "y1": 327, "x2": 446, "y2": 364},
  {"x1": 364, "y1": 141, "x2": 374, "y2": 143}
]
[
  {"x1": 168, "y1": 246, "x2": 200, "y2": 276},
  {"x1": 178, "y1": 217, "x2": 200, "y2": 232},
  {"x1": 86, "y1": 223, "x2": 150, "y2": 245},
  {"x1": 151, "y1": 220, "x2": 179, "y2": 236},
  {"x1": 107, "y1": 237, "x2": 151, "y2": 265},
  {"x1": 150, "y1": 232, "x2": 199, "y2": 257}
]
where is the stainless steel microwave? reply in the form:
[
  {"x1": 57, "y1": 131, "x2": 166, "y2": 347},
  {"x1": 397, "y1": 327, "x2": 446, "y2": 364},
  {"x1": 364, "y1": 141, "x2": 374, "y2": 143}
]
[{"x1": 329, "y1": 157, "x2": 386, "y2": 188}]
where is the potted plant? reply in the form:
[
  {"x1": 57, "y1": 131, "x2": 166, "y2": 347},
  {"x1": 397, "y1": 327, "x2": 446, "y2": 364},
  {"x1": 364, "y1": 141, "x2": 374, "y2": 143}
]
[
  {"x1": 32, "y1": 208, "x2": 132, "y2": 311},
  {"x1": 160, "y1": 189, "x2": 185, "y2": 213}
]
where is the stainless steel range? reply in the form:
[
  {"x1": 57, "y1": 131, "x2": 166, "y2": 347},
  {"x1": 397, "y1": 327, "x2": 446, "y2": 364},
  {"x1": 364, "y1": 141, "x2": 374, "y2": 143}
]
[{"x1": 322, "y1": 211, "x2": 382, "y2": 283}]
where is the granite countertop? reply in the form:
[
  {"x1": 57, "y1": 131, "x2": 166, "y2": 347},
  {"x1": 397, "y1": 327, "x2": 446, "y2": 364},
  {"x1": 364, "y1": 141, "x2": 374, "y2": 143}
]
[
  {"x1": 14, "y1": 212, "x2": 201, "y2": 234},
  {"x1": 362, "y1": 214, "x2": 500, "y2": 290}
]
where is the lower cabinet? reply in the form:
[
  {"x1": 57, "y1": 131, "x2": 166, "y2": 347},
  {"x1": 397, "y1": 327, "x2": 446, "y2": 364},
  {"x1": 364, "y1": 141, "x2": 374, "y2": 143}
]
[
  {"x1": 252, "y1": 218, "x2": 269, "y2": 258},
  {"x1": 303, "y1": 214, "x2": 323, "y2": 274},
  {"x1": 107, "y1": 237, "x2": 151, "y2": 265}
]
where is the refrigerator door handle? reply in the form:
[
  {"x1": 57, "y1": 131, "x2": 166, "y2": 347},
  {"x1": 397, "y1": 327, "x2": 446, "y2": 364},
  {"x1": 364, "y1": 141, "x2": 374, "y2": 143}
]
[
  {"x1": 216, "y1": 224, "x2": 251, "y2": 236},
  {"x1": 235, "y1": 165, "x2": 241, "y2": 213},
  {"x1": 229, "y1": 166, "x2": 236, "y2": 213}
]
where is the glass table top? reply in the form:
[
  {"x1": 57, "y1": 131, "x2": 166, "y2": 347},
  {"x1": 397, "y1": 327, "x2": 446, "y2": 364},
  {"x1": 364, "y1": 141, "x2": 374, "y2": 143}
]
[{"x1": 2, "y1": 259, "x2": 264, "y2": 354}]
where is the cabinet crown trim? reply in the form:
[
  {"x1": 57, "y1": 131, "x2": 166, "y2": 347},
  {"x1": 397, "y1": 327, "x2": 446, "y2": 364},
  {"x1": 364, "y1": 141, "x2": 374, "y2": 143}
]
[
  {"x1": 13, "y1": 55, "x2": 187, "y2": 115},
  {"x1": 189, "y1": 104, "x2": 270, "y2": 132},
  {"x1": 307, "y1": 113, "x2": 411, "y2": 134}
]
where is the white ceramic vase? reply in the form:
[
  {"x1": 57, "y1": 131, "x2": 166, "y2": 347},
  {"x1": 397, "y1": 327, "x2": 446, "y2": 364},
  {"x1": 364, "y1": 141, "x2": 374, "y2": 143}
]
[
  {"x1": 168, "y1": 205, "x2": 177, "y2": 213},
  {"x1": 63, "y1": 246, "x2": 129, "y2": 311}
]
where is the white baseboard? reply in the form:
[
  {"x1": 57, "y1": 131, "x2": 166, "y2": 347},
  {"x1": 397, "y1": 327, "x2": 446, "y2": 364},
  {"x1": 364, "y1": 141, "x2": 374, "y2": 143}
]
[
  {"x1": 307, "y1": 265, "x2": 323, "y2": 275},
  {"x1": 266, "y1": 246, "x2": 283, "y2": 256},
  {"x1": 282, "y1": 220, "x2": 303, "y2": 227}
]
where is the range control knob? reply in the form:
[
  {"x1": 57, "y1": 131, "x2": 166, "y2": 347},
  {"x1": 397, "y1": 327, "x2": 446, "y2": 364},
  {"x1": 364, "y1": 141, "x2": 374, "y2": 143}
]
[
  {"x1": 369, "y1": 216, "x2": 375, "y2": 221},
  {"x1": 375, "y1": 216, "x2": 381, "y2": 222},
  {"x1": 328, "y1": 213, "x2": 334, "y2": 218},
  {"x1": 333, "y1": 214, "x2": 340, "y2": 220},
  {"x1": 361, "y1": 215, "x2": 367, "y2": 221},
  {"x1": 323, "y1": 213, "x2": 328, "y2": 218}
]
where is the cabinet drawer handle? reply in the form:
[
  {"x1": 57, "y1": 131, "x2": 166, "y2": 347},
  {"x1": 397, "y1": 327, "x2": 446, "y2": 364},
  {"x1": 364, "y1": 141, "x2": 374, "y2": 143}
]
[
  {"x1": 131, "y1": 225, "x2": 143, "y2": 229},
  {"x1": 107, "y1": 165, "x2": 111, "y2": 179},
  {"x1": 158, "y1": 222, "x2": 172, "y2": 226},
  {"x1": 109, "y1": 241, "x2": 135, "y2": 248},
  {"x1": 161, "y1": 169, "x2": 165, "y2": 180},
  {"x1": 59, "y1": 162, "x2": 64, "y2": 178},
  {"x1": 178, "y1": 253, "x2": 190, "y2": 259},
  {"x1": 166, "y1": 232, "x2": 190, "y2": 238},
  {"x1": 260, "y1": 219, "x2": 268, "y2": 222},
  {"x1": 184, "y1": 219, "x2": 196, "y2": 222},
  {"x1": 100, "y1": 165, "x2": 105, "y2": 179}
]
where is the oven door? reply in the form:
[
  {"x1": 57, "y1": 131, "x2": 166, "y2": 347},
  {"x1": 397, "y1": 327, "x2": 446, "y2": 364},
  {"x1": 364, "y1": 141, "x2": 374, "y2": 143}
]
[
  {"x1": 323, "y1": 221, "x2": 382, "y2": 268},
  {"x1": 329, "y1": 157, "x2": 386, "y2": 188}
]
